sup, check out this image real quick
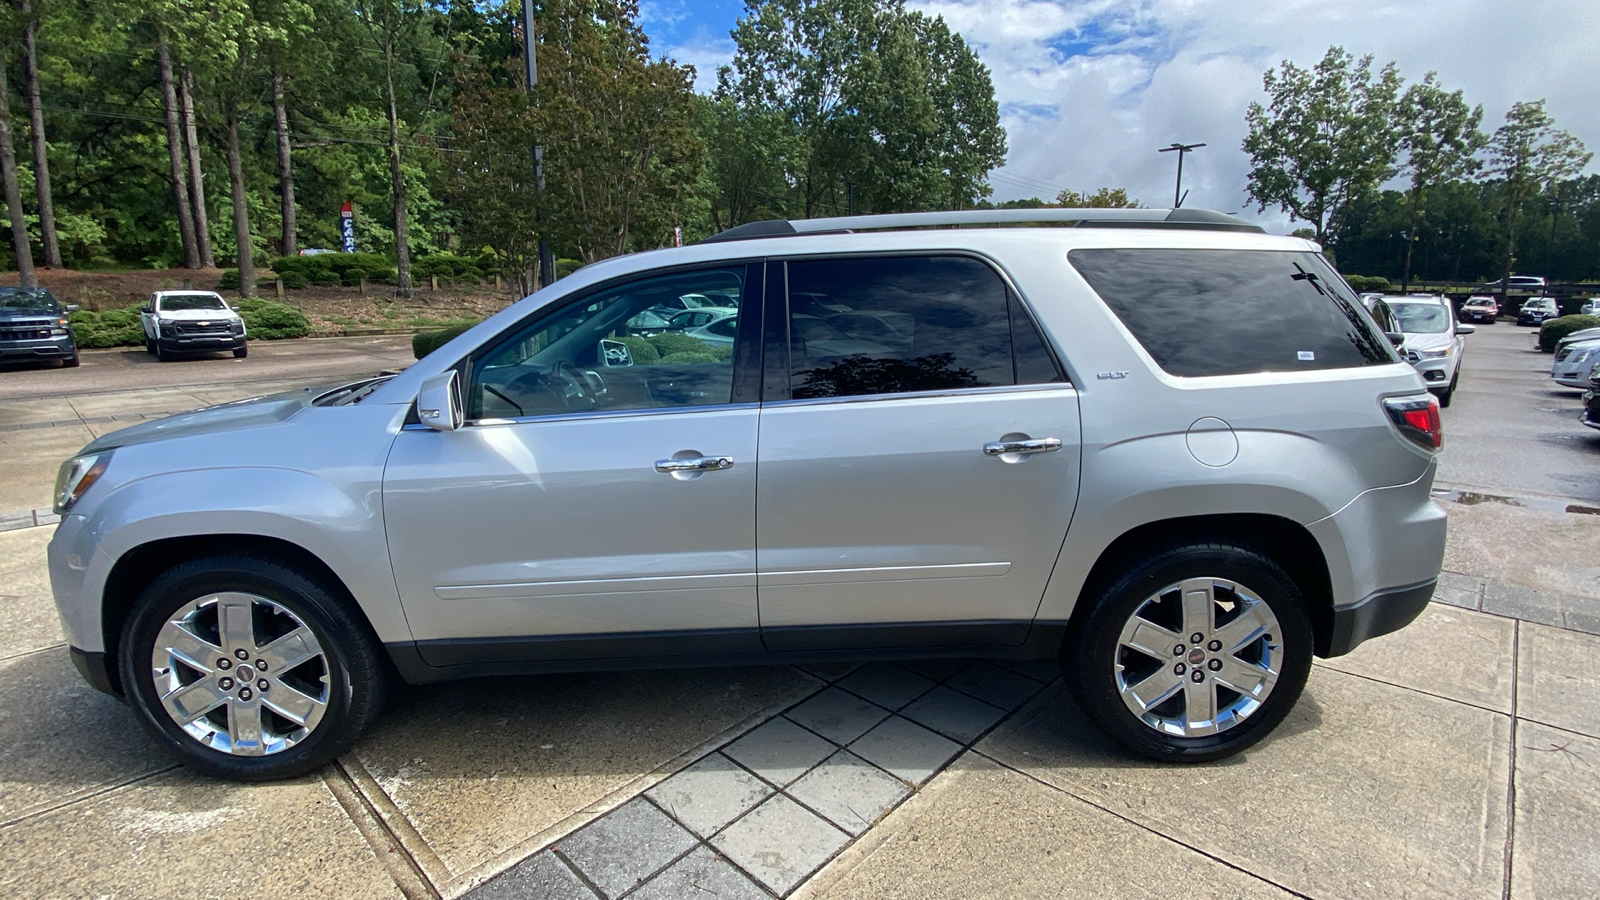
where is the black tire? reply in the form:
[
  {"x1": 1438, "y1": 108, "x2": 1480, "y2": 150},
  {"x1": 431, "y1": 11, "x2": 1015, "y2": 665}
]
[
  {"x1": 145, "y1": 338, "x2": 156, "y2": 355},
  {"x1": 119, "y1": 553, "x2": 388, "y2": 781},
  {"x1": 155, "y1": 343, "x2": 171, "y2": 362},
  {"x1": 1062, "y1": 542, "x2": 1313, "y2": 763},
  {"x1": 1437, "y1": 372, "x2": 1458, "y2": 408},
  {"x1": 233, "y1": 344, "x2": 248, "y2": 358},
  {"x1": 63, "y1": 349, "x2": 80, "y2": 368}
]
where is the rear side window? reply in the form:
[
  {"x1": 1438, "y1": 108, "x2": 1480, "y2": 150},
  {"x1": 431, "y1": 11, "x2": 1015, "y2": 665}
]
[{"x1": 1069, "y1": 249, "x2": 1396, "y2": 377}]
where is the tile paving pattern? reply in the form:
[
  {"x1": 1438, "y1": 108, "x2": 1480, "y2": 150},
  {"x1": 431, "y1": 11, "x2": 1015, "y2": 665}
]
[{"x1": 463, "y1": 657, "x2": 1051, "y2": 899}]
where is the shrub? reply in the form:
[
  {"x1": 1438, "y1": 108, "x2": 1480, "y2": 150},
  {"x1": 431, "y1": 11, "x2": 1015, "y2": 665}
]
[
  {"x1": 235, "y1": 298, "x2": 310, "y2": 340},
  {"x1": 341, "y1": 268, "x2": 367, "y2": 287},
  {"x1": 279, "y1": 271, "x2": 308, "y2": 289},
  {"x1": 1539, "y1": 315, "x2": 1600, "y2": 352},
  {"x1": 646, "y1": 332, "x2": 717, "y2": 357},
  {"x1": 556, "y1": 258, "x2": 584, "y2": 278},
  {"x1": 614, "y1": 335, "x2": 660, "y2": 364},
  {"x1": 1343, "y1": 274, "x2": 1393, "y2": 293},
  {"x1": 657, "y1": 351, "x2": 720, "y2": 365},
  {"x1": 218, "y1": 269, "x2": 240, "y2": 290},
  {"x1": 68, "y1": 308, "x2": 144, "y2": 348},
  {"x1": 311, "y1": 272, "x2": 341, "y2": 286},
  {"x1": 369, "y1": 267, "x2": 399, "y2": 283},
  {"x1": 413, "y1": 323, "x2": 476, "y2": 359}
]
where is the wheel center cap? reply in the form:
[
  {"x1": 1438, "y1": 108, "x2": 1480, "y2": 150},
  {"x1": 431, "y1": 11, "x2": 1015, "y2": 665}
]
[
  {"x1": 236, "y1": 666, "x2": 255, "y2": 681},
  {"x1": 1187, "y1": 648, "x2": 1205, "y2": 666}
]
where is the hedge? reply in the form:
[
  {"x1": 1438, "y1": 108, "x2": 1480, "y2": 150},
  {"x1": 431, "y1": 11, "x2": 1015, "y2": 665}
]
[
  {"x1": 218, "y1": 269, "x2": 240, "y2": 291},
  {"x1": 658, "y1": 351, "x2": 720, "y2": 365},
  {"x1": 1539, "y1": 315, "x2": 1600, "y2": 352},
  {"x1": 414, "y1": 252, "x2": 495, "y2": 280},
  {"x1": 235, "y1": 298, "x2": 310, "y2": 340},
  {"x1": 1344, "y1": 274, "x2": 1393, "y2": 293},
  {"x1": 413, "y1": 323, "x2": 477, "y2": 359},
  {"x1": 614, "y1": 335, "x2": 659, "y2": 364},
  {"x1": 645, "y1": 332, "x2": 718, "y2": 358},
  {"x1": 68, "y1": 308, "x2": 144, "y2": 348}
]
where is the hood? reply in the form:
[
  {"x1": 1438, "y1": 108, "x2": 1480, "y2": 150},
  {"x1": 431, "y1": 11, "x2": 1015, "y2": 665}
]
[
  {"x1": 82, "y1": 386, "x2": 320, "y2": 453},
  {"x1": 0, "y1": 308, "x2": 60, "y2": 322},
  {"x1": 1402, "y1": 333, "x2": 1453, "y2": 352},
  {"x1": 156, "y1": 307, "x2": 241, "y2": 321}
]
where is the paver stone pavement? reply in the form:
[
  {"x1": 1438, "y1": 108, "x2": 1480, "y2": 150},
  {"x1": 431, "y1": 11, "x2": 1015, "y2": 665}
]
[
  {"x1": 1515, "y1": 622, "x2": 1600, "y2": 738},
  {"x1": 976, "y1": 666, "x2": 1511, "y2": 900},
  {"x1": 799, "y1": 752, "x2": 1293, "y2": 900},
  {"x1": 0, "y1": 527, "x2": 63, "y2": 659},
  {"x1": 1315, "y1": 602, "x2": 1517, "y2": 713}
]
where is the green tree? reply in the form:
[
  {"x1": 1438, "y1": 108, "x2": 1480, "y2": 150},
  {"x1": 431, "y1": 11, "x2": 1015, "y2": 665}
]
[
  {"x1": 1395, "y1": 72, "x2": 1484, "y2": 290},
  {"x1": 721, "y1": 0, "x2": 1004, "y2": 218},
  {"x1": 447, "y1": 61, "x2": 542, "y2": 293},
  {"x1": 534, "y1": 0, "x2": 703, "y2": 263},
  {"x1": 1243, "y1": 46, "x2": 1402, "y2": 245},
  {"x1": 1487, "y1": 100, "x2": 1591, "y2": 296},
  {"x1": 1056, "y1": 187, "x2": 1142, "y2": 208}
]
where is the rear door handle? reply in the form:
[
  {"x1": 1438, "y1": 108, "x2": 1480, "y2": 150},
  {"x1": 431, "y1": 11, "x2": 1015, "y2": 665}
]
[
  {"x1": 983, "y1": 438, "x2": 1062, "y2": 456},
  {"x1": 655, "y1": 455, "x2": 735, "y2": 473}
]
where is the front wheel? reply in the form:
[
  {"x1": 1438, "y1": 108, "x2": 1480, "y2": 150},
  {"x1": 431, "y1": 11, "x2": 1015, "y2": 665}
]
[
  {"x1": 233, "y1": 344, "x2": 248, "y2": 358},
  {"x1": 1063, "y1": 543, "x2": 1313, "y2": 762},
  {"x1": 119, "y1": 554, "x2": 388, "y2": 781}
]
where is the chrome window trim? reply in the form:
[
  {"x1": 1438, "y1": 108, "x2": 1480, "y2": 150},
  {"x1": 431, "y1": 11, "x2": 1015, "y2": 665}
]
[
  {"x1": 762, "y1": 382, "x2": 1078, "y2": 409},
  {"x1": 401, "y1": 402, "x2": 761, "y2": 431}
]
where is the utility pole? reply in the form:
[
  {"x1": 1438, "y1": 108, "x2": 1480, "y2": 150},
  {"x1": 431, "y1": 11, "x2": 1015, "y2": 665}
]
[
  {"x1": 1158, "y1": 142, "x2": 1205, "y2": 208},
  {"x1": 522, "y1": 0, "x2": 555, "y2": 287}
]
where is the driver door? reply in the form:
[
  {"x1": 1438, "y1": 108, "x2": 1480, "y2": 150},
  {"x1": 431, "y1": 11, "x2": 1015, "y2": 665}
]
[{"x1": 383, "y1": 264, "x2": 765, "y2": 667}]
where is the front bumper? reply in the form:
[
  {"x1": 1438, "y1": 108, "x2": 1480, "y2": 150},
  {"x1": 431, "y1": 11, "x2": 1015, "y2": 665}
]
[
  {"x1": 1408, "y1": 356, "x2": 1455, "y2": 388},
  {"x1": 1582, "y1": 389, "x2": 1600, "y2": 430},
  {"x1": 70, "y1": 646, "x2": 119, "y2": 696},
  {"x1": 158, "y1": 332, "x2": 247, "y2": 351},
  {"x1": 0, "y1": 336, "x2": 75, "y2": 360},
  {"x1": 1323, "y1": 580, "x2": 1436, "y2": 657}
]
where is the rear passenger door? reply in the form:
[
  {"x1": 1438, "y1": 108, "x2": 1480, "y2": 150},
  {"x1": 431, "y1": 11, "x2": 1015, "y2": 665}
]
[{"x1": 755, "y1": 255, "x2": 1082, "y2": 651}]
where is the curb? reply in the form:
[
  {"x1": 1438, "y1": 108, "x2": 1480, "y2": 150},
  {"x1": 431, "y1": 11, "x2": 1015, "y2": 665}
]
[{"x1": 0, "y1": 508, "x2": 59, "y2": 533}]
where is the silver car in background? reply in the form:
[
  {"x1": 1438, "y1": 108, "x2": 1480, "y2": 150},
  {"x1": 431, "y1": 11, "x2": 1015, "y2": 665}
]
[
  {"x1": 48, "y1": 209, "x2": 1447, "y2": 780},
  {"x1": 1387, "y1": 296, "x2": 1474, "y2": 406}
]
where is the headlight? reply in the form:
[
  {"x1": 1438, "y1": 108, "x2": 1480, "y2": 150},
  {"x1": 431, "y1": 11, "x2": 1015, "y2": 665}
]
[
  {"x1": 158, "y1": 318, "x2": 174, "y2": 326},
  {"x1": 1417, "y1": 346, "x2": 1454, "y2": 359},
  {"x1": 53, "y1": 451, "x2": 112, "y2": 515},
  {"x1": 50, "y1": 327, "x2": 68, "y2": 336}
]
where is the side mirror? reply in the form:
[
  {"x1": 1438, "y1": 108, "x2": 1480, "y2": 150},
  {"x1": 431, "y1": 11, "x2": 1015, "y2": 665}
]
[
  {"x1": 417, "y1": 370, "x2": 463, "y2": 432},
  {"x1": 64, "y1": 304, "x2": 80, "y2": 313},
  {"x1": 1455, "y1": 324, "x2": 1477, "y2": 335},
  {"x1": 599, "y1": 338, "x2": 633, "y2": 367},
  {"x1": 1386, "y1": 331, "x2": 1405, "y2": 348}
]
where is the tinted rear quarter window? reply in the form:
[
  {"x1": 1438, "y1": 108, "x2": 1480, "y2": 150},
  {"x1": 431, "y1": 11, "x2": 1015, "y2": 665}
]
[{"x1": 1069, "y1": 249, "x2": 1395, "y2": 377}]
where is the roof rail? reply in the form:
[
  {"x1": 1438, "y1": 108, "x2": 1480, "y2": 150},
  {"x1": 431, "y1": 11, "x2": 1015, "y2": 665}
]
[{"x1": 700, "y1": 207, "x2": 1264, "y2": 243}]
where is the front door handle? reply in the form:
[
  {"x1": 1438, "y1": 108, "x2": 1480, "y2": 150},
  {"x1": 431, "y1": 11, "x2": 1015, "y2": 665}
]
[
  {"x1": 655, "y1": 455, "x2": 735, "y2": 474},
  {"x1": 983, "y1": 438, "x2": 1062, "y2": 457}
]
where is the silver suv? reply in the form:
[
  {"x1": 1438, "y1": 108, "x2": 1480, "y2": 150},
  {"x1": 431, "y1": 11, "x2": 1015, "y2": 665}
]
[{"x1": 48, "y1": 209, "x2": 1447, "y2": 780}]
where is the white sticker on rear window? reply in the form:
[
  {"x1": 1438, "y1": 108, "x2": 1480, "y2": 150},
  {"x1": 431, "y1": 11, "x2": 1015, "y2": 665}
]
[{"x1": 1298, "y1": 351, "x2": 1315, "y2": 361}]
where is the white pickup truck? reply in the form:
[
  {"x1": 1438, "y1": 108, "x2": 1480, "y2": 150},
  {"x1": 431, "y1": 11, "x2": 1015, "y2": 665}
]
[{"x1": 139, "y1": 291, "x2": 248, "y2": 361}]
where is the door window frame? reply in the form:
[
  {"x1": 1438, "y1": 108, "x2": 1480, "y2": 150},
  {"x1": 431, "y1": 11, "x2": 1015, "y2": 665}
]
[
  {"x1": 758, "y1": 251, "x2": 1069, "y2": 405},
  {"x1": 441, "y1": 260, "x2": 767, "y2": 427}
]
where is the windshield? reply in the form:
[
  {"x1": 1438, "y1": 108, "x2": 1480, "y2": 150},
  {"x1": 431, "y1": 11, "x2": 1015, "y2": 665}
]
[
  {"x1": 159, "y1": 293, "x2": 228, "y2": 311},
  {"x1": 1391, "y1": 304, "x2": 1449, "y2": 334},
  {"x1": 0, "y1": 288, "x2": 60, "y2": 313}
]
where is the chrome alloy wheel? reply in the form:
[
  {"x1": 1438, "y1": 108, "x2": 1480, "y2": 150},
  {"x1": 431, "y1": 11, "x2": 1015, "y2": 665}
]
[
  {"x1": 149, "y1": 592, "x2": 331, "y2": 756},
  {"x1": 1114, "y1": 577, "x2": 1283, "y2": 738}
]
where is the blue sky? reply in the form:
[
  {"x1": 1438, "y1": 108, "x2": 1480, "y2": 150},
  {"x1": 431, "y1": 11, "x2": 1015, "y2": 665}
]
[{"x1": 635, "y1": 1, "x2": 1600, "y2": 229}]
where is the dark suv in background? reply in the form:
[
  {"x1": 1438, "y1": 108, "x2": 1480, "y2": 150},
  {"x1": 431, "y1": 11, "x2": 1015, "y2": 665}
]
[{"x1": 0, "y1": 287, "x2": 79, "y2": 368}]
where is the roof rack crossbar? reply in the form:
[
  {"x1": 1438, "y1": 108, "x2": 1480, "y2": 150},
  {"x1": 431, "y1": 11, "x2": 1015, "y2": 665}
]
[{"x1": 700, "y1": 207, "x2": 1263, "y2": 243}]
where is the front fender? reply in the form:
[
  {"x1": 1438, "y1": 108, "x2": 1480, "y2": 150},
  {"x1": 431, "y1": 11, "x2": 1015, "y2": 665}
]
[{"x1": 68, "y1": 466, "x2": 408, "y2": 650}]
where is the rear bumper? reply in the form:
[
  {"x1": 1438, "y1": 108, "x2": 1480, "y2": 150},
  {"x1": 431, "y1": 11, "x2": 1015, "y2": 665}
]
[{"x1": 1322, "y1": 580, "x2": 1436, "y2": 657}]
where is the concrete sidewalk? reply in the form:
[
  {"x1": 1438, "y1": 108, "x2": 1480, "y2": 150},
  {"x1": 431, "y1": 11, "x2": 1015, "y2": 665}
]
[{"x1": 2, "y1": 505, "x2": 1598, "y2": 899}]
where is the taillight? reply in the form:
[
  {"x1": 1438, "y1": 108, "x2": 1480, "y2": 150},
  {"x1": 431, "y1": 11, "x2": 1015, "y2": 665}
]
[{"x1": 1384, "y1": 394, "x2": 1442, "y2": 451}]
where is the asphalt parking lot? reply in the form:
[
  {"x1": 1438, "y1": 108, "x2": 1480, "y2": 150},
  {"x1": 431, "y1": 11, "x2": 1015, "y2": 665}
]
[{"x1": 0, "y1": 327, "x2": 1597, "y2": 899}]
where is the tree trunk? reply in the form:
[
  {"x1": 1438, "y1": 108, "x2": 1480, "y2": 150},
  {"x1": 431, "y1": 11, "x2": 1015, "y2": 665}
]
[
  {"x1": 1401, "y1": 189, "x2": 1420, "y2": 293},
  {"x1": 0, "y1": 54, "x2": 36, "y2": 288},
  {"x1": 272, "y1": 71, "x2": 296, "y2": 256},
  {"x1": 21, "y1": 3, "x2": 59, "y2": 268},
  {"x1": 180, "y1": 68, "x2": 214, "y2": 269},
  {"x1": 225, "y1": 100, "x2": 255, "y2": 297},
  {"x1": 382, "y1": 39, "x2": 412, "y2": 296},
  {"x1": 157, "y1": 39, "x2": 199, "y2": 268}
]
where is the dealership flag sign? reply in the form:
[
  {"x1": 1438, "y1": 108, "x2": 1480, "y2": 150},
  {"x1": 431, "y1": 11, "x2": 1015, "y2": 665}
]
[{"x1": 340, "y1": 203, "x2": 356, "y2": 253}]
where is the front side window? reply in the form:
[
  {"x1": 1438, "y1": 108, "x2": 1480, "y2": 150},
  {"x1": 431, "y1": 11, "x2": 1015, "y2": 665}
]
[
  {"x1": 467, "y1": 267, "x2": 747, "y2": 420},
  {"x1": 1070, "y1": 249, "x2": 1396, "y2": 377},
  {"x1": 784, "y1": 256, "x2": 1056, "y2": 400}
]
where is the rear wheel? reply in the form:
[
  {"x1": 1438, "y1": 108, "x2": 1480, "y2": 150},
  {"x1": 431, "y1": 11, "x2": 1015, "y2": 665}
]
[
  {"x1": 119, "y1": 554, "x2": 388, "y2": 781},
  {"x1": 1063, "y1": 543, "x2": 1313, "y2": 762}
]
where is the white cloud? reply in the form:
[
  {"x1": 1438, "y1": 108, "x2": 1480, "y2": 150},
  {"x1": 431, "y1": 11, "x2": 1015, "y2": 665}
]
[
  {"x1": 909, "y1": 0, "x2": 1600, "y2": 230},
  {"x1": 662, "y1": 35, "x2": 737, "y2": 92}
]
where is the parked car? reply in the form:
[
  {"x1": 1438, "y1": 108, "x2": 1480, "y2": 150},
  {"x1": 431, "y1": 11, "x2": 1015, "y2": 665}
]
[
  {"x1": 1517, "y1": 296, "x2": 1560, "y2": 326},
  {"x1": 1550, "y1": 337, "x2": 1600, "y2": 388},
  {"x1": 665, "y1": 307, "x2": 737, "y2": 332},
  {"x1": 1482, "y1": 275, "x2": 1547, "y2": 292},
  {"x1": 1556, "y1": 326, "x2": 1600, "y2": 357},
  {"x1": 1583, "y1": 367, "x2": 1600, "y2": 430},
  {"x1": 140, "y1": 291, "x2": 248, "y2": 361},
  {"x1": 1579, "y1": 299, "x2": 1600, "y2": 316},
  {"x1": 0, "y1": 287, "x2": 79, "y2": 368},
  {"x1": 49, "y1": 208, "x2": 1446, "y2": 780},
  {"x1": 1460, "y1": 295, "x2": 1499, "y2": 323},
  {"x1": 1387, "y1": 295, "x2": 1474, "y2": 406}
]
